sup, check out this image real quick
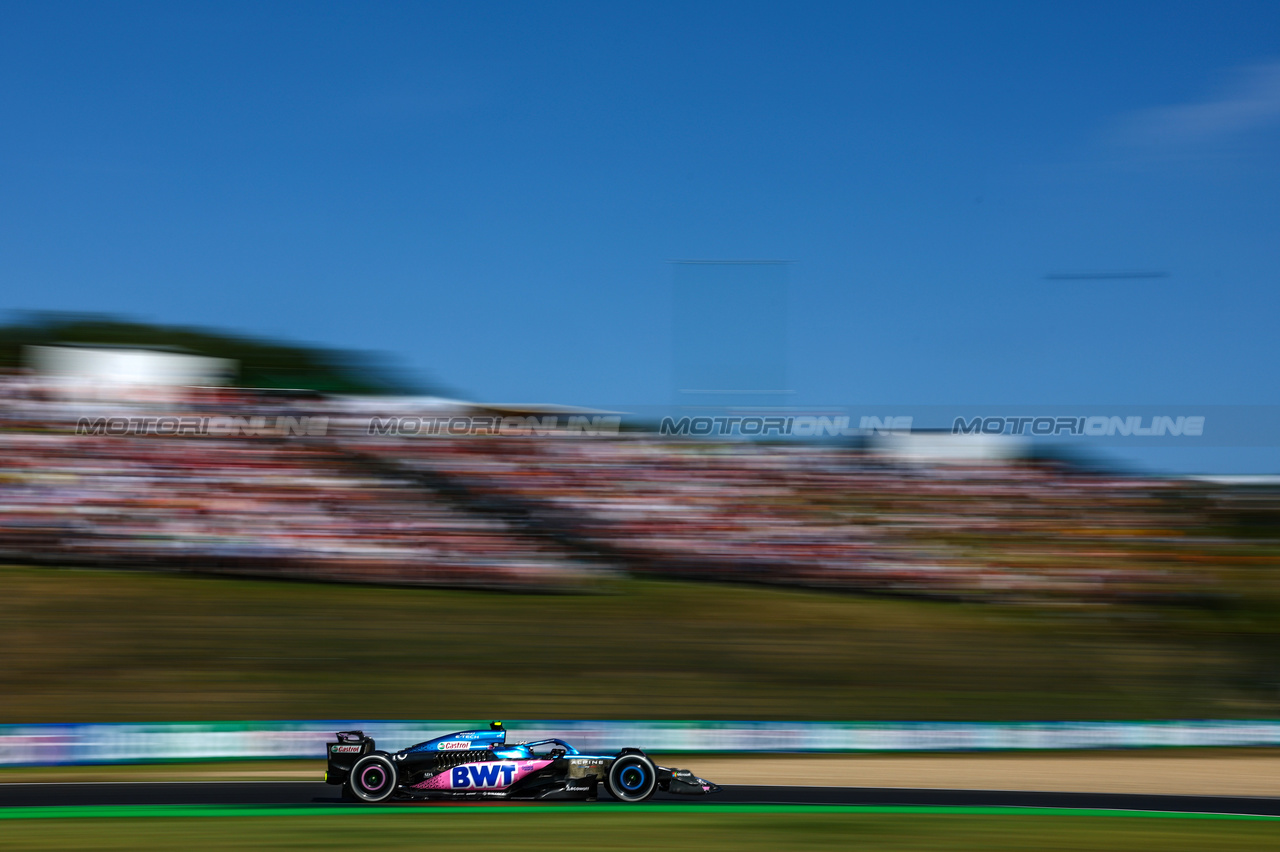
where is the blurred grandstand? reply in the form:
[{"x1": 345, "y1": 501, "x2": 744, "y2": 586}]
[{"x1": 2, "y1": 344, "x2": 1275, "y2": 604}]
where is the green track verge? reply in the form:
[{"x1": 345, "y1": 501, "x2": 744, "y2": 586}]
[
  {"x1": 3, "y1": 803, "x2": 1279, "y2": 821},
  {"x1": 5, "y1": 806, "x2": 1280, "y2": 852}
]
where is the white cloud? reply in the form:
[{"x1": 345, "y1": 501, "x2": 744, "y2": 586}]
[{"x1": 1114, "y1": 61, "x2": 1280, "y2": 152}]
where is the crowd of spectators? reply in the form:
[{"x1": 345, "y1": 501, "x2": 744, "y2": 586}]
[
  {"x1": 358, "y1": 435, "x2": 1220, "y2": 603},
  {"x1": 0, "y1": 372, "x2": 1269, "y2": 602},
  {"x1": 0, "y1": 376, "x2": 593, "y2": 589}
]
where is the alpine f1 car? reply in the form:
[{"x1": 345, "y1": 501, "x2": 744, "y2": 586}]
[{"x1": 325, "y1": 722, "x2": 720, "y2": 803}]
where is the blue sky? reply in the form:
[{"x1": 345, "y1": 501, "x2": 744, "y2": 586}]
[{"x1": 2, "y1": 2, "x2": 1278, "y2": 471}]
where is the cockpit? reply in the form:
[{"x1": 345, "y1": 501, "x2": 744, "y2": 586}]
[{"x1": 491, "y1": 738, "x2": 581, "y2": 760}]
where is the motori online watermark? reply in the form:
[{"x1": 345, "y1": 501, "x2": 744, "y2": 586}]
[
  {"x1": 366, "y1": 415, "x2": 622, "y2": 437},
  {"x1": 951, "y1": 415, "x2": 1205, "y2": 437},
  {"x1": 76, "y1": 415, "x2": 329, "y2": 437},
  {"x1": 75, "y1": 414, "x2": 624, "y2": 438},
  {"x1": 70, "y1": 412, "x2": 1211, "y2": 440},
  {"x1": 660, "y1": 415, "x2": 913, "y2": 438}
]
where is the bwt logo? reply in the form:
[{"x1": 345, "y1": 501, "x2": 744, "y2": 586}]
[
  {"x1": 451, "y1": 763, "x2": 517, "y2": 788},
  {"x1": 659, "y1": 415, "x2": 912, "y2": 438},
  {"x1": 951, "y1": 415, "x2": 1205, "y2": 438}
]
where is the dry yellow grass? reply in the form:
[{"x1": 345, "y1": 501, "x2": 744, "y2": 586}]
[{"x1": 674, "y1": 752, "x2": 1280, "y2": 797}]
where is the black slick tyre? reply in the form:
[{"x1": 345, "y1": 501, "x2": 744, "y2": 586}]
[
  {"x1": 605, "y1": 753, "x2": 658, "y2": 802},
  {"x1": 348, "y1": 754, "x2": 398, "y2": 803}
]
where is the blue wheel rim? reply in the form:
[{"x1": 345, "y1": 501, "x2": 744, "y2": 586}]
[{"x1": 620, "y1": 765, "x2": 646, "y2": 790}]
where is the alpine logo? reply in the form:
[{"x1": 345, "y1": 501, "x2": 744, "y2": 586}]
[{"x1": 450, "y1": 763, "x2": 517, "y2": 789}]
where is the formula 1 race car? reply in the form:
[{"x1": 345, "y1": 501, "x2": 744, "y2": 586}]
[{"x1": 325, "y1": 722, "x2": 720, "y2": 803}]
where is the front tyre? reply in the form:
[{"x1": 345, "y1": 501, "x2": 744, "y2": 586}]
[
  {"x1": 606, "y1": 753, "x2": 658, "y2": 802},
  {"x1": 348, "y1": 754, "x2": 398, "y2": 803}
]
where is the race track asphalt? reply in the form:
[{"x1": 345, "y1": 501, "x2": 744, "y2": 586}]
[{"x1": 2, "y1": 783, "x2": 1279, "y2": 816}]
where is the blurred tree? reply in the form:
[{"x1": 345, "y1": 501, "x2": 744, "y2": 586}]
[{"x1": 0, "y1": 313, "x2": 424, "y2": 395}]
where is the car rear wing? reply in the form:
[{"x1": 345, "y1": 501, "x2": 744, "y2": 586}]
[{"x1": 325, "y1": 730, "x2": 376, "y2": 786}]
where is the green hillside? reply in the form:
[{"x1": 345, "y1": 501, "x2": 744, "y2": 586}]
[
  {"x1": 0, "y1": 314, "x2": 419, "y2": 395},
  {"x1": 6, "y1": 565, "x2": 1280, "y2": 723}
]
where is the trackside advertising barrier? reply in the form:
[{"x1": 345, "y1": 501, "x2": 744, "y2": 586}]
[{"x1": 4, "y1": 720, "x2": 1280, "y2": 767}]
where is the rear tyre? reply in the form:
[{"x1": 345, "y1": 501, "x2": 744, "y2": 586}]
[
  {"x1": 348, "y1": 754, "x2": 398, "y2": 803},
  {"x1": 605, "y1": 753, "x2": 658, "y2": 802}
]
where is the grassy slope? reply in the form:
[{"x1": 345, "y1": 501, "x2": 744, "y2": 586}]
[
  {"x1": 3, "y1": 811, "x2": 1280, "y2": 852},
  {"x1": 4, "y1": 565, "x2": 1280, "y2": 723}
]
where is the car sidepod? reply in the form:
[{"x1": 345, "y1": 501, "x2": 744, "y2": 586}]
[{"x1": 407, "y1": 756, "x2": 604, "y2": 800}]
